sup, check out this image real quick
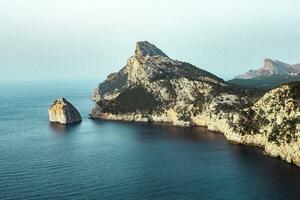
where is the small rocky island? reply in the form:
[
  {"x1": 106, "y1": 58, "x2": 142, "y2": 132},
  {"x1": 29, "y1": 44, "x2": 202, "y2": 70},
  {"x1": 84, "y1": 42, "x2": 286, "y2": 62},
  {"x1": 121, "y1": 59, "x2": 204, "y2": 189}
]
[
  {"x1": 91, "y1": 41, "x2": 300, "y2": 166},
  {"x1": 48, "y1": 97, "x2": 82, "y2": 125}
]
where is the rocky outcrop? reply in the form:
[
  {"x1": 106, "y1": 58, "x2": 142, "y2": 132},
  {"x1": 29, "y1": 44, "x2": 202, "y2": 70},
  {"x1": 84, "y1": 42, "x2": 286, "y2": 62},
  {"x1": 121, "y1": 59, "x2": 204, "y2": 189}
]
[
  {"x1": 91, "y1": 41, "x2": 300, "y2": 166},
  {"x1": 49, "y1": 97, "x2": 82, "y2": 124}
]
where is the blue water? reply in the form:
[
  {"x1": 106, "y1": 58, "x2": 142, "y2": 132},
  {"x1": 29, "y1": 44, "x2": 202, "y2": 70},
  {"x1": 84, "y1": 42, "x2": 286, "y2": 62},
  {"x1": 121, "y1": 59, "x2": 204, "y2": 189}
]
[{"x1": 0, "y1": 81, "x2": 300, "y2": 200}]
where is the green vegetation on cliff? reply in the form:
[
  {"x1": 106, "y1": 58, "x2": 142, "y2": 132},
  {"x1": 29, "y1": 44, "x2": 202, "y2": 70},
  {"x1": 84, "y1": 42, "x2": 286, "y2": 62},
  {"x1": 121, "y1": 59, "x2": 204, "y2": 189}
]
[{"x1": 102, "y1": 85, "x2": 161, "y2": 114}]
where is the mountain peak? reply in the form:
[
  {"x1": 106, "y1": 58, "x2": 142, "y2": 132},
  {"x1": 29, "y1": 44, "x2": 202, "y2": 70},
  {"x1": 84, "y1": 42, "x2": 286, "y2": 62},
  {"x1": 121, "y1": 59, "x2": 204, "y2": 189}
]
[
  {"x1": 263, "y1": 58, "x2": 274, "y2": 65},
  {"x1": 263, "y1": 58, "x2": 286, "y2": 69},
  {"x1": 262, "y1": 58, "x2": 277, "y2": 71},
  {"x1": 135, "y1": 41, "x2": 168, "y2": 60}
]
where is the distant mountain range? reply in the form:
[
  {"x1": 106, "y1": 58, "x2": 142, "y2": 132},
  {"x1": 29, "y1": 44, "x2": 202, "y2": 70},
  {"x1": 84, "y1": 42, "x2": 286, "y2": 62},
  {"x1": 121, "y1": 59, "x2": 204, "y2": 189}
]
[
  {"x1": 236, "y1": 58, "x2": 300, "y2": 79},
  {"x1": 229, "y1": 58, "x2": 300, "y2": 88}
]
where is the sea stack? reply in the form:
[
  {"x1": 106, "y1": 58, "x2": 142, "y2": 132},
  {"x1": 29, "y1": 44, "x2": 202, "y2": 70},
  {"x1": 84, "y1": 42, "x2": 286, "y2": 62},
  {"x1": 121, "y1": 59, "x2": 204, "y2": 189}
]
[{"x1": 48, "y1": 97, "x2": 82, "y2": 124}]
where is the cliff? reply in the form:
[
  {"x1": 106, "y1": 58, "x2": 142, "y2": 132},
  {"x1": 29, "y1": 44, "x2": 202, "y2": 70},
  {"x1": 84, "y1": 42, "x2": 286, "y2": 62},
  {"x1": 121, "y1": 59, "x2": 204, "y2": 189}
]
[{"x1": 91, "y1": 41, "x2": 300, "y2": 166}]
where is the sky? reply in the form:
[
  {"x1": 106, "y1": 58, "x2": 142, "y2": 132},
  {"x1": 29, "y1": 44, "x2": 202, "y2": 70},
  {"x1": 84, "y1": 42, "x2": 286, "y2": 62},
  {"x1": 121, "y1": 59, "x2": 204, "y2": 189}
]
[{"x1": 1, "y1": 0, "x2": 300, "y2": 82}]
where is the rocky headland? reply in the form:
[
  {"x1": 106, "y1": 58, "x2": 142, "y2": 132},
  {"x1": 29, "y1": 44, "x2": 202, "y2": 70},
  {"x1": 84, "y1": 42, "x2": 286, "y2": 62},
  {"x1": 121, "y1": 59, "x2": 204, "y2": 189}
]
[
  {"x1": 91, "y1": 41, "x2": 300, "y2": 166},
  {"x1": 49, "y1": 97, "x2": 82, "y2": 125}
]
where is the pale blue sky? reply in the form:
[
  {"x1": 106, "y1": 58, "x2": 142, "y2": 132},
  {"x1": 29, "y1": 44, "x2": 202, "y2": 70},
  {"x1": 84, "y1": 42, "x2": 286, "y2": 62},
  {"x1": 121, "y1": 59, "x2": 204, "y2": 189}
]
[{"x1": 1, "y1": 0, "x2": 300, "y2": 82}]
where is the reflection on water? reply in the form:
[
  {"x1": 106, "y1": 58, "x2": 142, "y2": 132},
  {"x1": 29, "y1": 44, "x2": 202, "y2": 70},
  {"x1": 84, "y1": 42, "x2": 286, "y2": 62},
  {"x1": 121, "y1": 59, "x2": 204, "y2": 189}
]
[
  {"x1": 49, "y1": 122, "x2": 81, "y2": 134},
  {"x1": 94, "y1": 120, "x2": 226, "y2": 142},
  {"x1": 161, "y1": 125, "x2": 224, "y2": 141}
]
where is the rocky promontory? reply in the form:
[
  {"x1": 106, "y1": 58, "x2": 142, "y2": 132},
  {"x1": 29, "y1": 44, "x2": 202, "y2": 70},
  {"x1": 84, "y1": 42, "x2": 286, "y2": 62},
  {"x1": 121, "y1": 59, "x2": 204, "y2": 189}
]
[
  {"x1": 49, "y1": 97, "x2": 82, "y2": 125},
  {"x1": 91, "y1": 41, "x2": 300, "y2": 166}
]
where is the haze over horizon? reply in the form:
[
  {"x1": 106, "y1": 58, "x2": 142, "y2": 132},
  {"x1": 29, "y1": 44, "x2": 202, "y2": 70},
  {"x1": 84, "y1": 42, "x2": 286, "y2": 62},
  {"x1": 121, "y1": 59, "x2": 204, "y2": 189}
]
[{"x1": 1, "y1": 0, "x2": 300, "y2": 82}]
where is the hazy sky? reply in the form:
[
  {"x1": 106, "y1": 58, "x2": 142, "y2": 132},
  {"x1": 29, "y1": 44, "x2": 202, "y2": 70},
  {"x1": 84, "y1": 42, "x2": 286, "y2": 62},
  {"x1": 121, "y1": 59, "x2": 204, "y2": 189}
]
[{"x1": 1, "y1": 0, "x2": 300, "y2": 82}]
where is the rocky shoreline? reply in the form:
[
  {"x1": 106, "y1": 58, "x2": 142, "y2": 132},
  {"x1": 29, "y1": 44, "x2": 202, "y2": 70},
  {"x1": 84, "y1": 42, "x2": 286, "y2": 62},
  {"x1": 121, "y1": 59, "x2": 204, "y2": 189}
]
[{"x1": 90, "y1": 110, "x2": 300, "y2": 166}]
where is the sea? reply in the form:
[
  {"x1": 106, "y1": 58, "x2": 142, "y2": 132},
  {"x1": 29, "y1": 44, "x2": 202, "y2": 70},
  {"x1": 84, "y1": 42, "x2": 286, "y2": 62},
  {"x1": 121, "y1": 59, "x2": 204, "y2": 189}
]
[{"x1": 0, "y1": 80, "x2": 300, "y2": 200}]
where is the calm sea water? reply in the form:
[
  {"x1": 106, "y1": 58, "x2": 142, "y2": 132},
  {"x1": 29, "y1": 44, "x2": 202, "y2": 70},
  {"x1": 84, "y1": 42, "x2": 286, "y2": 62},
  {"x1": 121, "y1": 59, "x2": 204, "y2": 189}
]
[{"x1": 0, "y1": 80, "x2": 300, "y2": 200}]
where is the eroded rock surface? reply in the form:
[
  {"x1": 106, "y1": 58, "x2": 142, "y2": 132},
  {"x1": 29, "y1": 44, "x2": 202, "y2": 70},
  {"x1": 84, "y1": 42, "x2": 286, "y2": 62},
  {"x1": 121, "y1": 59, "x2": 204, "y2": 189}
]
[{"x1": 49, "y1": 97, "x2": 82, "y2": 124}]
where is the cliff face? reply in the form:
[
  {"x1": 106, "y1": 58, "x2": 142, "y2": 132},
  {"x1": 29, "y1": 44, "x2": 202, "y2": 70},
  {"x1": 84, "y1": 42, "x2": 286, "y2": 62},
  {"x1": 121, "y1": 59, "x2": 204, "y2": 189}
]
[
  {"x1": 192, "y1": 82, "x2": 300, "y2": 164},
  {"x1": 250, "y1": 83, "x2": 300, "y2": 163},
  {"x1": 91, "y1": 41, "x2": 300, "y2": 166}
]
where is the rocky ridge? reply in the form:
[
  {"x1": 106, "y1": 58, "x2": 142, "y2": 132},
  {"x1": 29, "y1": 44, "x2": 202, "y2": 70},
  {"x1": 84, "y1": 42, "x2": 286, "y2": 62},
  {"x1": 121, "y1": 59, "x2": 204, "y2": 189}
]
[
  {"x1": 49, "y1": 97, "x2": 82, "y2": 124},
  {"x1": 91, "y1": 41, "x2": 300, "y2": 166}
]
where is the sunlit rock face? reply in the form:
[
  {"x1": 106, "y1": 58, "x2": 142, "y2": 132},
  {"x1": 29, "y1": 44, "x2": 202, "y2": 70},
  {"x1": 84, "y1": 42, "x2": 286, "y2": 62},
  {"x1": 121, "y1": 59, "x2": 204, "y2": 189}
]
[
  {"x1": 48, "y1": 97, "x2": 82, "y2": 125},
  {"x1": 91, "y1": 41, "x2": 300, "y2": 166},
  {"x1": 91, "y1": 41, "x2": 256, "y2": 124}
]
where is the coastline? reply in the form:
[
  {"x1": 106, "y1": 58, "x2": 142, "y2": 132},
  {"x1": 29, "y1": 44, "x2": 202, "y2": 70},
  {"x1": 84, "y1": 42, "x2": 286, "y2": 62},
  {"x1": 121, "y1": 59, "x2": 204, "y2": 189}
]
[{"x1": 90, "y1": 111, "x2": 300, "y2": 167}]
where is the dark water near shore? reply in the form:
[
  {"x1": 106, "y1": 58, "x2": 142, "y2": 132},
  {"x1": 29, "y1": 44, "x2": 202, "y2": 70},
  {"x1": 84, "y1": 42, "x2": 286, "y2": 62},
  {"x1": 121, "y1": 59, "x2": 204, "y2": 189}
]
[{"x1": 1, "y1": 80, "x2": 300, "y2": 200}]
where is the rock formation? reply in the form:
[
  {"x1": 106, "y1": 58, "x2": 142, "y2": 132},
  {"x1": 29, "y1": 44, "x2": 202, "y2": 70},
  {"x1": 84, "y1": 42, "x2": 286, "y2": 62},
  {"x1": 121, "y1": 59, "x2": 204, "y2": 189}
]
[
  {"x1": 49, "y1": 97, "x2": 82, "y2": 124},
  {"x1": 235, "y1": 58, "x2": 300, "y2": 79},
  {"x1": 229, "y1": 59, "x2": 300, "y2": 89},
  {"x1": 91, "y1": 41, "x2": 300, "y2": 166}
]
